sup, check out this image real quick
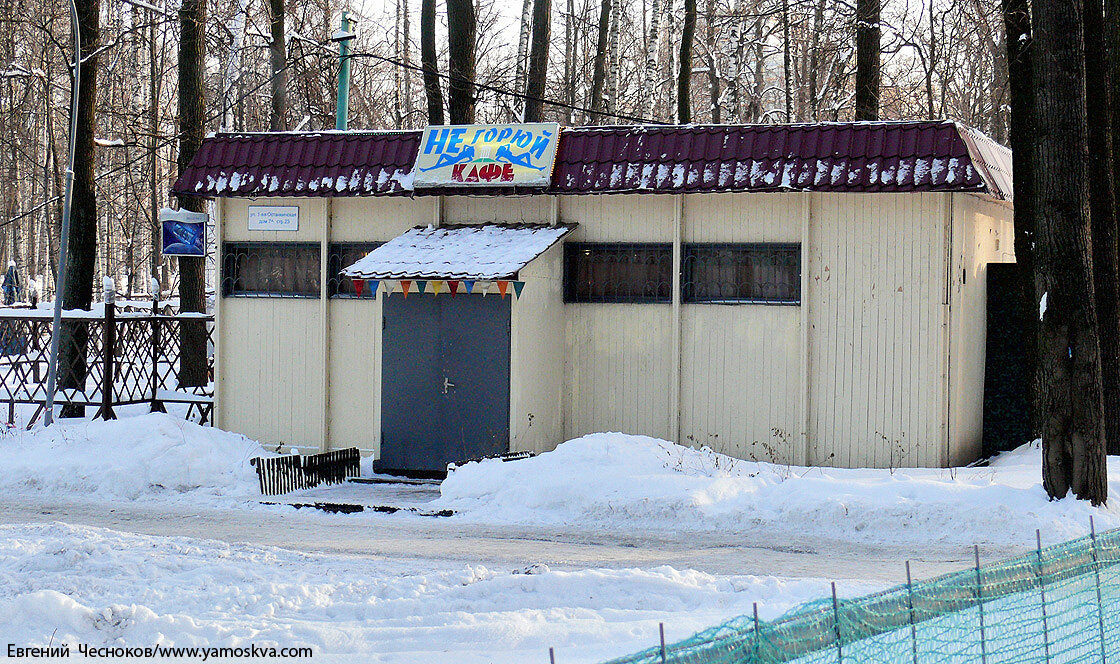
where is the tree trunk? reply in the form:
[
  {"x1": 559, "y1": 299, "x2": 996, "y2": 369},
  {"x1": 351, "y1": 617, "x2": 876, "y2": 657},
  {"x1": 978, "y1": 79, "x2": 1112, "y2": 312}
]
[
  {"x1": 177, "y1": 0, "x2": 208, "y2": 388},
  {"x1": 677, "y1": 0, "x2": 695, "y2": 123},
  {"x1": 854, "y1": 0, "x2": 880, "y2": 120},
  {"x1": 268, "y1": 0, "x2": 287, "y2": 130},
  {"x1": 59, "y1": 0, "x2": 101, "y2": 417},
  {"x1": 446, "y1": 0, "x2": 476, "y2": 124},
  {"x1": 782, "y1": 0, "x2": 792, "y2": 121},
  {"x1": 587, "y1": 0, "x2": 612, "y2": 123},
  {"x1": 515, "y1": 0, "x2": 533, "y2": 110},
  {"x1": 1085, "y1": 0, "x2": 1120, "y2": 454},
  {"x1": 420, "y1": 0, "x2": 445, "y2": 125},
  {"x1": 643, "y1": 0, "x2": 664, "y2": 117},
  {"x1": 1033, "y1": 0, "x2": 1108, "y2": 504},
  {"x1": 1001, "y1": 0, "x2": 1040, "y2": 443},
  {"x1": 523, "y1": 0, "x2": 552, "y2": 121},
  {"x1": 705, "y1": 0, "x2": 719, "y2": 123}
]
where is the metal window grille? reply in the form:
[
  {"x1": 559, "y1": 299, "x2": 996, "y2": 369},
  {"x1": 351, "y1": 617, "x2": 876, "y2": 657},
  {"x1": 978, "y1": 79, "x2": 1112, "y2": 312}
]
[
  {"x1": 683, "y1": 243, "x2": 801, "y2": 304},
  {"x1": 563, "y1": 243, "x2": 674, "y2": 303},
  {"x1": 327, "y1": 242, "x2": 383, "y2": 298},
  {"x1": 221, "y1": 242, "x2": 321, "y2": 298}
]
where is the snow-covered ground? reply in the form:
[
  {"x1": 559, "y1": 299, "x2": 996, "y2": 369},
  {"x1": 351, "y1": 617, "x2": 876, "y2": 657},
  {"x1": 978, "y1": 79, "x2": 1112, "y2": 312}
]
[
  {"x1": 1, "y1": 415, "x2": 1117, "y2": 662},
  {"x1": 0, "y1": 522, "x2": 882, "y2": 663},
  {"x1": 437, "y1": 432, "x2": 1120, "y2": 547}
]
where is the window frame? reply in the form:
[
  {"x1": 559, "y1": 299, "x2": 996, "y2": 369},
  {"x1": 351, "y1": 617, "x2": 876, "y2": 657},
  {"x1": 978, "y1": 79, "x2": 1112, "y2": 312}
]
[
  {"x1": 563, "y1": 242, "x2": 674, "y2": 304},
  {"x1": 682, "y1": 242, "x2": 802, "y2": 305},
  {"x1": 327, "y1": 242, "x2": 384, "y2": 299},
  {"x1": 221, "y1": 241, "x2": 322, "y2": 299}
]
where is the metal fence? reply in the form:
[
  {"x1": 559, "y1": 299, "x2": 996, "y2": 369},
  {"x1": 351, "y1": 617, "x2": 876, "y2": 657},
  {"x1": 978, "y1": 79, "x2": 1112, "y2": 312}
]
[
  {"x1": 0, "y1": 307, "x2": 215, "y2": 426},
  {"x1": 605, "y1": 524, "x2": 1120, "y2": 664}
]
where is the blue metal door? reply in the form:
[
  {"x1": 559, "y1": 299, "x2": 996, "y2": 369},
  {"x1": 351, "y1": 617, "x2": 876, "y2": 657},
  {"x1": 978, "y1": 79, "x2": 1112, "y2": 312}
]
[{"x1": 380, "y1": 293, "x2": 511, "y2": 472}]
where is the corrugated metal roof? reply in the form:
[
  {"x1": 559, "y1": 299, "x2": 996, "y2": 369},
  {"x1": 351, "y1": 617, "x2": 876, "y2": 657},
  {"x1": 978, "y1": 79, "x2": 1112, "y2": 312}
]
[
  {"x1": 173, "y1": 122, "x2": 1012, "y2": 201},
  {"x1": 342, "y1": 223, "x2": 575, "y2": 280}
]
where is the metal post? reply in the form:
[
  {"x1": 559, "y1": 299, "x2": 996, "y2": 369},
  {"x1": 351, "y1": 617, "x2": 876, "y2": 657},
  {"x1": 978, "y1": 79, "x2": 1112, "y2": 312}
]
[
  {"x1": 1036, "y1": 530, "x2": 1052, "y2": 664},
  {"x1": 548, "y1": 647, "x2": 555, "y2": 664},
  {"x1": 906, "y1": 561, "x2": 918, "y2": 664},
  {"x1": 1091, "y1": 517, "x2": 1108, "y2": 663},
  {"x1": 149, "y1": 278, "x2": 165, "y2": 413},
  {"x1": 334, "y1": 11, "x2": 353, "y2": 130},
  {"x1": 753, "y1": 602, "x2": 761, "y2": 661},
  {"x1": 659, "y1": 622, "x2": 667, "y2": 664},
  {"x1": 43, "y1": 0, "x2": 81, "y2": 427},
  {"x1": 97, "y1": 280, "x2": 116, "y2": 420},
  {"x1": 832, "y1": 582, "x2": 842, "y2": 663},
  {"x1": 975, "y1": 545, "x2": 987, "y2": 664}
]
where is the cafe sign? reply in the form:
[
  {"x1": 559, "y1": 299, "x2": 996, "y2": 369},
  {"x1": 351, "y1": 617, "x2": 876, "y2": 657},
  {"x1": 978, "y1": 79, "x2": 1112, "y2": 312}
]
[{"x1": 412, "y1": 123, "x2": 560, "y2": 188}]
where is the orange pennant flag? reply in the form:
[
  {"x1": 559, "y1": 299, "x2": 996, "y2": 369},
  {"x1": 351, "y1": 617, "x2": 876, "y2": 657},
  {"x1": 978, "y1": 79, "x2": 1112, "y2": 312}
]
[
  {"x1": 401, "y1": 280, "x2": 412, "y2": 298},
  {"x1": 497, "y1": 281, "x2": 509, "y2": 298}
]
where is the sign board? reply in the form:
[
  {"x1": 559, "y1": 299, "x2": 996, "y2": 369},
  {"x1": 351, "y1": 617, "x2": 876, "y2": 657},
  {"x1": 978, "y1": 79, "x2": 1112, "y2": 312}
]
[
  {"x1": 413, "y1": 123, "x2": 560, "y2": 188},
  {"x1": 159, "y1": 207, "x2": 207, "y2": 257},
  {"x1": 248, "y1": 205, "x2": 299, "y2": 231}
]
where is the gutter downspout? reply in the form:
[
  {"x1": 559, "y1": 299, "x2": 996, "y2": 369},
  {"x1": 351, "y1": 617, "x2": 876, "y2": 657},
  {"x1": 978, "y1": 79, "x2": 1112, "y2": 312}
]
[
  {"x1": 671, "y1": 195, "x2": 683, "y2": 444},
  {"x1": 799, "y1": 194, "x2": 811, "y2": 465},
  {"x1": 320, "y1": 199, "x2": 333, "y2": 452},
  {"x1": 334, "y1": 12, "x2": 354, "y2": 131}
]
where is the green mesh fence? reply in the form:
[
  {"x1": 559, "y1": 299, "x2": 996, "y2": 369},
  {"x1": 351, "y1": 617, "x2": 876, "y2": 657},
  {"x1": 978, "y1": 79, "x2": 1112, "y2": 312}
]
[{"x1": 605, "y1": 526, "x2": 1120, "y2": 664}]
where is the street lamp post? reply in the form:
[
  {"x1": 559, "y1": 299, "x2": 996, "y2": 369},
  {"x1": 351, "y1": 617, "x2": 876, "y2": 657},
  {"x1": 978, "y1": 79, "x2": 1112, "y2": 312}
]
[{"x1": 43, "y1": 0, "x2": 82, "y2": 426}]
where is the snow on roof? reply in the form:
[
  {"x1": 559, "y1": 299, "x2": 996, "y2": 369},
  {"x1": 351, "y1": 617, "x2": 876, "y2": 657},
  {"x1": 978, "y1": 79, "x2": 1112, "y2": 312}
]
[
  {"x1": 342, "y1": 223, "x2": 576, "y2": 280},
  {"x1": 173, "y1": 122, "x2": 1013, "y2": 201}
]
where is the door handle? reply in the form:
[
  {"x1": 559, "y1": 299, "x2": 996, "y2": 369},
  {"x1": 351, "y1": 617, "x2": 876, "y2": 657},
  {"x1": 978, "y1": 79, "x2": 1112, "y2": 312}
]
[{"x1": 442, "y1": 376, "x2": 455, "y2": 394}]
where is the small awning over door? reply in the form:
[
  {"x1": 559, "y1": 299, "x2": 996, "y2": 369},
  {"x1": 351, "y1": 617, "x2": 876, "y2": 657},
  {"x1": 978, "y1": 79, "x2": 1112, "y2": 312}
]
[{"x1": 341, "y1": 223, "x2": 576, "y2": 280}]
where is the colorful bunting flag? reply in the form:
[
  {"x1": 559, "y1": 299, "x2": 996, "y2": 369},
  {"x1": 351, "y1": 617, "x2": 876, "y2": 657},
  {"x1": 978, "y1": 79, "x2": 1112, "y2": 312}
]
[
  {"x1": 401, "y1": 280, "x2": 412, "y2": 298},
  {"x1": 369, "y1": 280, "x2": 379, "y2": 297},
  {"x1": 416, "y1": 280, "x2": 428, "y2": 294},
  {"x1": 448, "y1": 280, "x2": 460, "y2": 296},
  {"x1": 430, "y1": 280, "x2": 444, "y2": 296},
  {"x1": 512, "y1": 281, "x2": 525, "y2": 299},
  {"x1": 463, "y1": 280, "x2": 475, "y2": 294},
  {"x1": 497, "y1": 281, "x2": 509, "y2": 298},
  {"x1": 352, "y1": 278, "x2": 365, "y2": 297}
]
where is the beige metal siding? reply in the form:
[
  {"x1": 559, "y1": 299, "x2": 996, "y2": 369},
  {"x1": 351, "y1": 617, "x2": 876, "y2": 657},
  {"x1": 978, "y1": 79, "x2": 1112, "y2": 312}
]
[
  {"x1": 806, "y1": 193, "x2": 950, "y2": 468},
  {"x1": 947, "y1": 194, "x2": 1016, "y2": 465},
  {"x1": 561, "y1": 195, "x2": 677, "y2": 441},
  {"x1": 510, "y1": 243, "x2": 565, "y2": 453},
  {"x1": 679, "y1": 194, "x2": 803, "y2": 464},
  {"x1": 443, "y1": 196, "x2": 554, "y2": 224},
  {"x1": 216, "y1": 199, "x2": 326, "y2": 452}
]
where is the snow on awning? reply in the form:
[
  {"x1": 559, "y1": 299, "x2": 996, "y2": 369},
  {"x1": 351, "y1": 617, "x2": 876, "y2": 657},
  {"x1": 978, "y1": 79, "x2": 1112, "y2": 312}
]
[{"x1": 342, "y1": 223, "x2": 576, "y2": 280}]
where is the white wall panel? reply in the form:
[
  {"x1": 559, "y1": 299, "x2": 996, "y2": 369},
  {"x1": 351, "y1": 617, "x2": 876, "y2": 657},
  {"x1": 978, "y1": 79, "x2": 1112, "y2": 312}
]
[{"x1": 510, "y1": 244, "x2": 565, "y2": 453}]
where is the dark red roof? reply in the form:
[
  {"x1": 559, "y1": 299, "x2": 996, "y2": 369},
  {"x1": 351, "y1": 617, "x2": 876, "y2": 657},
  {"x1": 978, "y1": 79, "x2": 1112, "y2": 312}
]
[{"x1": 173, "y1": 122, "x2": 1012, "y2": 201}]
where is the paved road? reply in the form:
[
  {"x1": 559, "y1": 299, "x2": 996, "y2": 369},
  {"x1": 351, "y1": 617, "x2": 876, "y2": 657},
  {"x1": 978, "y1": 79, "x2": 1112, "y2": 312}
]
[{"x1": 0, "y1": 489, "x2": 1029, "y2": 584}]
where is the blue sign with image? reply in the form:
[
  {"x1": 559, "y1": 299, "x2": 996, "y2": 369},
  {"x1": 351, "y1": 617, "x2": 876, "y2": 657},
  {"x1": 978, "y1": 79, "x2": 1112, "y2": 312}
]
[{"x1": 160, "y1": 208, "x2": 208, "y2": 257}]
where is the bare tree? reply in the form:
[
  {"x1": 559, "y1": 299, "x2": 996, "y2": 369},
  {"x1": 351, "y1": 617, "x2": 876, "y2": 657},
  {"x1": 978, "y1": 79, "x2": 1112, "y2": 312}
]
[
  {"x1": 587, "y1": 0, "x2": 612, "y2": 121},
  {"x1": 1032, "y1": 0, "x2": 1107, "y2": 504},
  {"x1": 523, "y1": 0, "x2": 552, "y2": 121},
  {"x1": 855, "y1": 0, "x2": 880, "y2": 120},
  {"x1": 176, "y1": 0, "x2": 208, "y2": 388},
  {"x1": 269, "y1": 0, "x2": 288, "y2": 130},
  {"x1": 446, "y1": 0, "x2": 476, "y2": 123},
  {"x1": 421, "y1": 0, "x2": 445, "y2": 124},
  {"x1": 677, "y1": 0, "x2": 695, "y2": 122}
]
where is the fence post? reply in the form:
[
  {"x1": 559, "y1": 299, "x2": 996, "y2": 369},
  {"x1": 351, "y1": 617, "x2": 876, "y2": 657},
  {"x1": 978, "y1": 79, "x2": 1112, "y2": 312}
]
[
  {"x1": 97, "y1": 290, "x2": 117, "y2": 421},
  {"x1": 831, "y1": 582, "x2": 842, "y2": 664},
  {"x1": 752, "y1": 602, "x2": 761, "y2": 662},
  {"x1": 906, "y1": 561, "x2": 918, "y2": 664},
  {"x1": 149, "y1": 297, "x2": 166, "y2": 413},
  {"x1": 1035, "y1": 530, "x2": 1052, "y2": 664},
  {"x1": 1092, "y1": 517, "x2": 1108, "y2": 663},
  {"x1": 975, "y1": 546, "x2": 986, "y2": 664},
  {"x1": 659, "y1": 622, "x2": 666, "y2": 664}
]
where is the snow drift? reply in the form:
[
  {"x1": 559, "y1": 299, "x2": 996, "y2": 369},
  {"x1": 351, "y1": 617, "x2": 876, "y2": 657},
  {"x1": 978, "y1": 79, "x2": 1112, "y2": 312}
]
[
  {"x1": 0, "y1": 413, "x2": 266, "y2": 501},
  {"x1": 435, "y1": 433, "x2": 1120, "y2": 547}
]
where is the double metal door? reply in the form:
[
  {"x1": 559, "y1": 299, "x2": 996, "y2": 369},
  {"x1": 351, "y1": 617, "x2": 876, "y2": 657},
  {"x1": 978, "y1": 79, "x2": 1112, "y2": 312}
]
[{"x1": 379, "y1": 293, "x2": 511, "y2": 472}]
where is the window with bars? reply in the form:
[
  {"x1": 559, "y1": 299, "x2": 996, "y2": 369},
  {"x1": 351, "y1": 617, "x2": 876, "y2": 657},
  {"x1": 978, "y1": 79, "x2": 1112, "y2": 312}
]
[
  {"x1": 682, "y1": 243, "x2": 801, "y2": 304},
  {"x1": 563, "y1": 243, "x2": 674, "y2": 303},
  {"x1": 328, "y1": 242, "x2": 383, "y2": 298},
  {"x1": 221, "y1": 242, "x2": 321, "y2": 298}
]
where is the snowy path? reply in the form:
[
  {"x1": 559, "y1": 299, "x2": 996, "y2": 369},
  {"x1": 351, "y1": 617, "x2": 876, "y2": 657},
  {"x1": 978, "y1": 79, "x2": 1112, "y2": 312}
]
[{"x1": 0, "y1": 492, "x2": 1024, "y2": 584}]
